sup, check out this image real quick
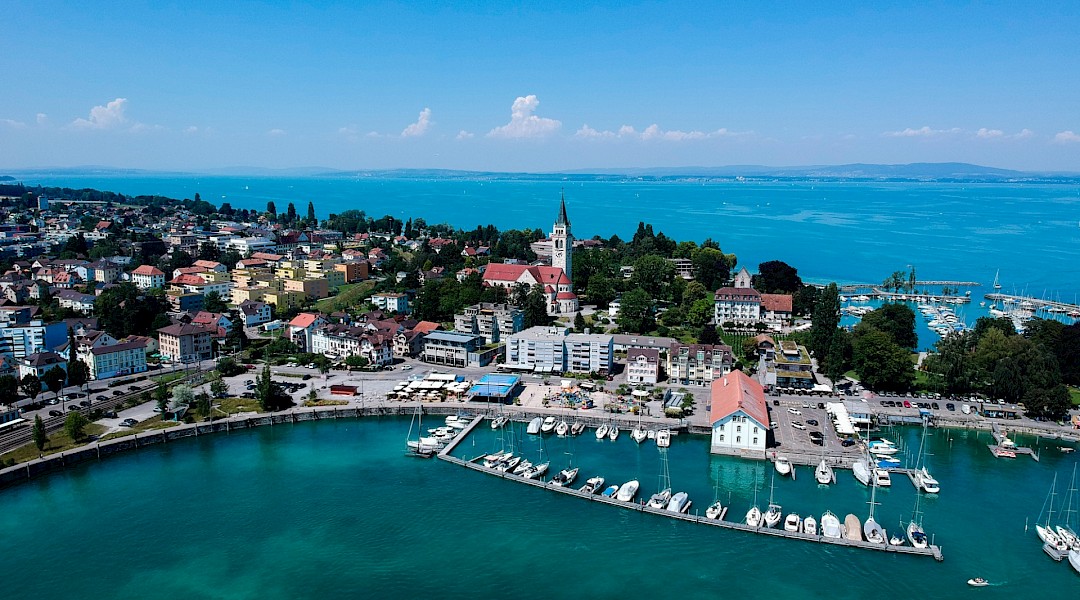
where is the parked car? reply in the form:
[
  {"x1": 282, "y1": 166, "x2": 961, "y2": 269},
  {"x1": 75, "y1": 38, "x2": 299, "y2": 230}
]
[
  {"x1": 78, "y1": 400, "x2": 91, "y2": 407},
  {"x1": 104, "y1": 411, "x2": 118, "y2": 418},
  {"x1": 402, "y1": 365, "x2": 413, "y2": 371},
  {"x1": 841, "y1": 438, "x2": 856, "y2": 447},
  {"x1": 68, "y1": 405, "x2": 81, "y2": 411},
  {"x1": 773, "y1": 399, "x2": 780, "y2": 406},
  {"x1": 946, "y1": 403, "x2": 955, "y2": 411},
  {"x1": 931, "y1": 402, "x2": 940, "y2": 410},
  {"x1": 96, "y1": 395, "x2": 108, "y2": 401},
  {"x1": 112, "y1": 390, "x2": 124, "y2": 396},
  {"x1": 48, "y1": 410, "x2": 63, "y2": 417},
  {"x1": 120, "y1": 418, "x2": 138, "y2": 427},
  {"x1": 817, "y1": 402, "x2": 826, "y2": 409},
  {"x1": 791, "y1": 422, "x2": 806, "y2": 430},
  {"x1": 787, "y1": 408, "x2": 801, "y2": 415},
  {"x1": 807, "y1": 419, "x2": 819, "y2": 426},
  {"x1": 301, "y1": 374, "x2": 311, "y2": 380},
  {"x1": 903, "y1": 400, "x2": 912, "y2": 408}
]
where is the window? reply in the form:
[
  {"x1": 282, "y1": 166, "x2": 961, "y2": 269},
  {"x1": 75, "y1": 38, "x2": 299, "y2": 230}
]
[
  {"x1": 753, "y1": 437, "x2": 758, "y2": 445},
  {"x1": 719, "y1": 434, "x2": 725, "y2": 442},
  {"x1": 736, "y1": 425, "x2": 741, "y2": 432},
  {"x1": 753, "y1": 427, "x2": 759, "y2": 434},
  {"x1": 736, "y1": 436, "x2": 741, "y2": 443}
]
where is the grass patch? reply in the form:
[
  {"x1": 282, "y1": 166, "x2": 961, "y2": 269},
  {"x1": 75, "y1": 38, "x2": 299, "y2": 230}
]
[
  {"x1": 219, "y1": 396, "x2": 263, "y2": 414},
  {"x1": 153, "y1": 371, "x2": 187, "y2": 385},
  {"x1": 96, "y1": 418, "x2": 179, "y2": 442},
  {"x1": 1, "y1": 423, "x2": 107, "y2": 464},
  {"x1": 315, "y1": 280, "x2": 376, "y2": 313},
  {"x1": 303, "y1": 399, "x2": 350, "y2": 407},
  {"x1": 1070, "y1": 387, "x2": 1080, "y2": 407}
]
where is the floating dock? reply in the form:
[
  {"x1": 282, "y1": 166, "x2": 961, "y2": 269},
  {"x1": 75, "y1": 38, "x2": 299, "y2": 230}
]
[{"x1": 436, "y1": 418, "x2": 943, "y2": 562}]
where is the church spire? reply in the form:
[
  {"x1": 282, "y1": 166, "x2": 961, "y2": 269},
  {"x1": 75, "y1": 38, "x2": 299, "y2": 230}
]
[{"x1": 556, "y1": 189, "x2": 570, "y2": 226}]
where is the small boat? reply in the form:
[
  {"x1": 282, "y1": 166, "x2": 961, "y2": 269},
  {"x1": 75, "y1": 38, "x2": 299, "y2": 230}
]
[
  {"x1": 907, "y1": 521, "x2": 929, "y2": 548},
  {"x1": 483, "y1": 450, "x2": 511, "y2": 468},
  {"x1": 993, "y1": 447, "x2": 1017, "y2": 458},
  {"x1": 540, "y1": 416, "x2": 556, "y2": 434},
  {"x1": 774, "y1": 456, "x2": 792, "y2": 477},
  {"x1": 647, "y1": 489, "x2": 672, "y2": 509},
  {"x1": 745, "y1": 506, "x2": 762, "y2": 527},
  {"x1": 706, "y1": 500, "x2": 724, "y2": 520},
  {"x1": 764, "y1": 504, "x2": 782, "y2": 528},
  {"x1": 803, "y1": 515, "x2": 817, "y2": 536},
  {"x1": 446, "y1": 417, "x2": 468, "y2": 430},
  {"x1": 555, "y1": 421, "x2": 569, "y2": 436},
  {"x1": 783, "y1": 513, "x2": 801, "y2": 532},
  {"x1": 615, "y1": 480, "x2": 640, "y2": 502},
  {"x1": 656, "y1": 429, "x2": 671, "y2": 448},
  {"x1": 595, "y1": 424, "x2": 609, "y2": 439},
  {"x1": 608, "y1": 425, "x2": 620, "y2": 441},
  {"x1": 844, "y1": 514, "x2": 862, "y2": 541},
  {"x1": 1044, "y1": 542, "x2": 1065, "y2": 562},
  {"x1": 495, "y1": 455, "x2": 521, "y2": 473},
  {"x1": 966, "y1": 578, "x2": 989, "y2": 587},
  {"x1": 527, "y1": 417, "x2": 543, "y2": 434},
  {"x1": 631, "y1": 425, "x2": 647, "y2": 444},
  {"x1": 821, "y1": 511, "x2": 842, "y2": 539},
  {"x1": 874, "y1": 468, "x2": 892, "y2": 487},
  {"x1": 869, "y1": 445, "x2": 899, "y2": 456},
  {"x1": 915, "y1": 467, "x2": 940, "y2": 494},
  {"x1": 852, "y1": 460, "x2": 871, "y2": 486},
  {"x1": 570, "y1": 422, "x2": 585, "y2": 436},
  {"x1": 1069, "y1": 548, "x2": 1080, "y2": 574},
  {"x1": 523, "y1": 461, "x2": 550, "y2": 480},
  {"x1": 512, "y1": 459, "x2": 532, "y2": 475},
  {"x1": 647, "y1": 430, "x2": 656, "y2": 440},
  {"x1": 666, "y1": 492, "x2": 691, "y2": 513},
  {"x1": 889, "y1": 533, "x2": 905, "y2": 546},
  {"x1": 876, "y1": 457, "x2": 901, "y2": 468},
  {"x1": 490, "y1": 415, "x2": 509, "y2": 429},
  {"x1": 864, "y1": 517, "x2": 887, "y2": 545},
  {"x1": 601, "y1": 484, "x2": 620, "y2": 498},
  {"x1": 550, "y1": 467, "x2": 579, "y2": 487},
  {"x1": 815, "y1": 459, "x2": 834, "y2": 484},
  {"x1": 580, "y1": 476, "x2": 605, "y2": 494}
]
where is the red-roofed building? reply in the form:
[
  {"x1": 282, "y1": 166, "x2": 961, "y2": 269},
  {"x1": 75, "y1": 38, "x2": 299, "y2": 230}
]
[
  {"x1": 760, "y1": 293, "x2": 793, "y2": 325},
  {"x1": 713, "y1": 287, "x2": 762, "y2": 325},
  {"x1": 709, "y1": 370, "x2": 768, "y2": 456},
  {"x1": 131, "y1": 264, "x2": 166, "y2": 289},
  {"x1": 287, "y1": 312, "x2": 327, "y2": 352},
  {"x1": 482, "y1": 263, "x2": 577, "y2": 314}
]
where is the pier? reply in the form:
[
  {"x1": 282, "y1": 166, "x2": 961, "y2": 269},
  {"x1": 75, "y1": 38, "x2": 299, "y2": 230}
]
[
  {"x1": 437, "y1": 418, "x2": 943, "y2": 562},
  {"x1": 983, "y1": 292, "x2": 1080, "y2": 316}
]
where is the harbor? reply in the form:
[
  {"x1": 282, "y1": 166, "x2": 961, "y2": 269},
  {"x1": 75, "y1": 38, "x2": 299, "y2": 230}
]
[{"x1": 433, "y1": 415, "x2": 944, "y2": 561}]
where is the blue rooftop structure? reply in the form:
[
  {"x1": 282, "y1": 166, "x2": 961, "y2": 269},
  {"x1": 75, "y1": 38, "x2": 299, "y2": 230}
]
[{"x1": 468, "y1": 373, "x2": 522, "y2": 403}]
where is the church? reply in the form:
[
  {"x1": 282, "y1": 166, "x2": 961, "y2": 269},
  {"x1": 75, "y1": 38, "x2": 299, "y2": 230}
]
[{"x1": 482, "y1": 194, "x2": 579, "y2": 315}]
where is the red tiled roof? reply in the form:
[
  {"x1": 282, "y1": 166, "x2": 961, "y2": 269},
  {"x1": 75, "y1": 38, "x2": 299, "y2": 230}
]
[
  {"x1": 288, "y1": 313, "x2": 322, "y2": 328},
  {"x1": 760, "y1": 293, "x2": 793, "y2": 313},
  {"x1": 171, "y1": 274, "x2": 207, "y2": 285},
  {"x1": 709, "y1": 370, "x2": 768, "y2": 428},
  {"x1": 132, "y1": 265, "x2": 165, "y2": 276},
  {"x1": 556, "y1": 291, "x2": 577, "y2": 300},
  {"x1": 412, "y1": 321, "x2": 442, "y2": 334}
]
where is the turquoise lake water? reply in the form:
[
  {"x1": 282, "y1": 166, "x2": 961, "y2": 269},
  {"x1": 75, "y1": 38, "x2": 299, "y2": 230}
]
[
  {"x1": 1, "y1": 417, "x2": 1077, "y2": 599},
  {"x1": 17, "y1": 175, "x2": 1080, "y2": 300}
]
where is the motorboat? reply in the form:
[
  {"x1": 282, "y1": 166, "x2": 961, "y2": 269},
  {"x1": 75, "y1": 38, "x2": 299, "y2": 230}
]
[
  {"x1": 889, "y1": 533, "x2": 905, "y2": 546},
  {"x1": 876, "y1": 457, "x2": 901, "y2": 468},
  {"x1": 579, "y1": 476, "x2": 604, "y2": 494},
  {"x1": 550, "y1": 467, "x2": 579, "y2": 487},
  {"x1": 1044, "y1": 543, "x2": 1065, "y2": 562},
  {"x1": 483, "y1": 450, "x2": 511, "y2": 468},
  {"x1": 666, "y1": 492, "x2": 691, "y2": 513},
  {"x1": 615, "y1": 480, "x2": 640, "y2": 502},
  {"x1": 706, "y1": 500, "x2": 724, "y2": 520},
  {"x1": 527, "y1": 417, "x2": 543, "y2": 434},
  {"x1": 852, "y1": 460, "x2": 871, "y2": 486},
  {"x1": 495, "y1": 455, "x2": 521, "y2": 473},
  {"x1": 864, "y1": 517, "x2": 887, "y2": 545},
  {"x1": 523, "y1": 462, "x2": 550, "y2": 480},
  {"x1": 608, "y1": 425, "x2": 620, "y2": 441},
  {"x1": 406, "y1": 437, "x2": 439, "y2": 455},
  {"x1": 555, "y1": 421, "x2": 569, "y2": 436},
  {"x1": 821, "y1": 511, "x2": 842, "y2": 539},
  {"x1": 656, "y1": 429, "x2": 671, "y2": 448},
  {"x1": 570, "y1": 422, "x2": 585, "y2": 436},
  {"x1": 631, "y1": 425, "x2": 647, "y2": 444},
  {"x1": 647, "y1": 489, "x2": 672, "y2": 509},
  {"x1": 512, "y1": 460, "x2": 532, "y2": 475},
  {"x1": 803, "y1": 515, "x2": 817, "y2": 536},
  {"x1": 1055, "y1": 526, "x2": 1079, "y2": 551},
  {"x1": 774, "y1": 456, "x2": 792, "y2": 477},
  {"x1": 961, "y1": 404, "x2": 971, "y2": 415},
  {"x1": 967, "y1": 578, "x2": 989, "y2": 587},
  {"x1": 815, "y1": 459, "x2": 834, "y2": 484},
  {"x1": 874, "y1": 468, "x2": 892, "y2": 487},
  {"x1": 540, "y1": 416, "x2": 557, "y2": 434},
  {"x1": 907, "y1": 521, "x2": 929, "y2": 548},
  {"x1": 490, "y1": 415, "x2": 509, "y2": 429},
  {"x1": 595, "y1": 423, "x2": 609, "y2": 439},
  {"x1": 446, "y1": 415, "x2": 468, "y2": 430},
  {"x1": 914, "y1": 467, "x2": 940, "y2": 494},
  {"x1": 869, "y1": 445, "x2": 899, "y2": 455},
  {"x1": 1069, "y1": 549, "x2": 1080, "y2": 575},
  {"x1": 844, "y1": 514, "x2": 862, "y2": 541},
  {"x1": 647, "y1": 429, "x2": 656, "y2": 440},
  {"x1": 764, "y1": 504, "x2": 782, "y2": 528},
  {"x1": 745, "y1": 506, "x2": 762, "y2": 527},
  {"x1": 783, "y1": 513, "x2": 801, "y2": 532},
  {"x1": 601, "y1": 484, "x2": 619, "y2": 498}
]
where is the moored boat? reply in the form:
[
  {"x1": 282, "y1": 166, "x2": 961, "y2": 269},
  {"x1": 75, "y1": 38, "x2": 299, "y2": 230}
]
[
  {"x1": 764, "y1": 504, "x2": 782, "y2": 528},
  {"x1": 874, "y1": 468, "x2": 892, "y2": 487},
  {"x1": 595, "y1": 423, "x2": 609, "y2": 440},
  {"x1": 490, "y1": 415, "x2": 509, "y2": 429},
  {"x1": 540, "y1": 416, "x2": 557, "y2": 434},
  {"x1": 774, "y1": 456, "x2": 792, "y2": 477},
  {"x1": 523, "y1": 461, "x2": 550, "y2": 480},
  {"x1": 526, "y1": 417, "x2": 543, "y2": 434},
  {"x1": 864, "y1": 517, "x2": 887, "y2": 545},
  {"x1": 512, "y1": 459, "x2": 532, "y2": 475},
  {"x1": 1069, "y1": 549, "x2": 1080, "y2": 574},
  {"x1": 852, "y1": 460, "x2": 871, "y2": 486},
  {"x1": 631, "y1": 425, "x2": 647, "y2": 444},
  {"x1": 608, "y1": 425, "x2": 620, "y2": 441},
  {"x1": 570, "y1": 421, "x2": 585, "y2": 436},
  {"x1": 907, "y1": 521, "x2": 929, "y2": 548},
  {"x1": 915, "y1": 467, "x2": 940, "y2": 494},
  {"x1": 615, "y1": 480, "x2": 640, "y2": 502},
  {"x1": 844, "y1": 514, "x2": 862, "y2": 541},
  {"x1": 815, "y1": 459, "x2": 834, "y2": 484},
  {"x1": 821, "y1": 511, "x2": 842, "y2": 539},
  {"x1": 495, "y1": 455, "x2": 521, "y2": 473},
  {"x1": 647, "y1": 489, "x2": 672, "y2": 509},
  {"x1": 656, "y1": 428, "x2": 671, "y2": 448},
  {"x1": 706, "y1": 500, "x2": 724, "y2": 520},
  {"x1": 601, "y1": 484, "x2": 620, "y2": 498},
  {"x1": 803, "y1": 515, "x2": 817, "y2": 536},
  {"x1": 746, "y1": 506, "x2": 762, "y2": 527},
  {"x1": 666, "y1": 491, "x2": 691, "y2": 513},
  {"x1": 580, "y1": 476, "x2": 605, "y2": 494},
  {"x1": 784, "y1": 513, "x2": 801, "y2": 532},
  {"x1": 550, "y1": 467, "x2": 579, "y2": 487},
  {"x1": 555, "y1": 421, "x2": 569, "y2": 436}
]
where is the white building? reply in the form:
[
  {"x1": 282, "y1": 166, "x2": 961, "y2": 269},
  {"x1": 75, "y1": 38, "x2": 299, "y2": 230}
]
[
  {"x1": 709, "y1": 370, "x2": 768, "y2": 457},
  {"x1": 238, "y1": 300, "x2": 272, "y2": 327},
  {"x1": 503, "y1": 326, "x2": 613, "y2": 374},
  {"x1": 310, "y1": 324, "x2": 393, "y2": 367},
  {"x1": 713, "y1": 287, "x2": 762, "y2": 325},
  {"x1": 131, "y1": 265, "x2": 166, "y2": 289},
  {"x1": 76, "y1": 338, "x2": 149, "y2": 380},
  {"x1": 626, "y1": 347, "x2": 660, "y2": 385},
  {"x1": 370, "y1": 292, "x2": 410, "y2": 314}
]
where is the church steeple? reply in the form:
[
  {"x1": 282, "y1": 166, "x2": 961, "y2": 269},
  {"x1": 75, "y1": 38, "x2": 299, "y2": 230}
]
[
  {"x1": 556, "y1": 190, "x2": 570, "y2": 227},
  {"x1": 551, "y1": 191, "x2": 572, "y2": 280}
]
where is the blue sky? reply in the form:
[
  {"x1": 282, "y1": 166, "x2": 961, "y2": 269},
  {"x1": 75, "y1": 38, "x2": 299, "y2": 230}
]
[{"x1": 2, "y1": 1, "x2": 1079, "y2": 171}]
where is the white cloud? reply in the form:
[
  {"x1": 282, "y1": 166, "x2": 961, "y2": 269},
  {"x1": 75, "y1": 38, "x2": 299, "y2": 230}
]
[
  {"x1": 883, "y1": 126, "x2": 963, "y2": 138},
  {"x1": 1013, "y1": 128, "x2": 1034, "y2": 139},
  {"x1": 487, "y1": 95, "x2": 561, "y2": 138},
  {"x1": 1053, "y1": 130, "x2": 1080, "y2": 144},
  {"x1": 267, "y1": 128, "x2": 286, "y2": 137},
  {"x1": 976, "y1": 128, "x2": 1004, "y2": 139},
  {"x1": 1, "y1": 119, "x2": 26, "y2": 129},
  {"x1": 576, "y1": 123, "x2": 745, "y2": 141},
  {"x1": 36, "y1": 113, "x2": 48, "y2": 125},
  {"x1": 401, "y1": 108, "x2": 432, "y2": 137},
  {"x1": 71, "y1": 98, "x2": 130, "y2": 129},
  {"x1": 184, "y1": 126, "x2": 200, "y2": 134},
  {"x1": 455, "y1": 130, "x2": 474, "y2": 140}
]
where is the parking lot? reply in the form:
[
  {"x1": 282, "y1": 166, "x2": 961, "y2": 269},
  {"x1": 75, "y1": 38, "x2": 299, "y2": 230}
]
[{"x1": 767, "y1": 395, "x2": 863, "y2": 466}]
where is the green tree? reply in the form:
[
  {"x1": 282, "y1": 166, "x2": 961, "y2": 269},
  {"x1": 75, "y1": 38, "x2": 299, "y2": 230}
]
[
  {"x1": 755, "y1": 260, "x2": 802, "y2": 293},
  {"x1": 698, "y1": 324, "x2": 720, "y2": 345},
  {"x1": 209, "y1": 377, "x2": 229, "y2": 399},
  {"x1": 0, "y1": 374, "x2": 18, "y2": 400},
  {"x1": 691, "y1": 246, "x2": 735, "y2": 291},
  {"x1": 255, "y1": 362, "x2": 291, "y2": 411},
  {"x1": 42, "y1": 365, "x2": 67, "y2": 402},
  {"x1": 824, "y1": 328, "x2": 853, "y2": 387},
  {"x1": 286, "y1": 202, "x2": 298, "y2": 223},
  {"x1": 741, "y1": 337, "x2": 759, "y2": 362},
  {"x1": 171, "y1": 384, "x2": 195, "y2": 409},
  {"x1": 20, "y1": 374, "x2": 41, "y2": 402},
  {"x1": 67, "y1": 359, "x2": 90, "y2": 391},
  {"x1": 630, "y1": 255, "x2": 675, "y2": 299},
  {"x1": 195, "y1": 391, "x2": 212, "y2": 418},
  {"x1": 523, "y1": 285, "x2": 550, "y2": 328},
  {"x1": 32, "y1": 415, "x2": 47, "y2": 451},
  {"x1": 203, "y1": 291, "x2": 228, "y2": 313},
  {"x1": 344, "y1": 355, "x2": 369, "y2": 368},
  {"x1": 573, "y1": 312, "x2": 587, "y2": 332},
  {"x1": 617, "y1": 288, "x2": 654, "y2": 334},
  {"x1": 686, "y1": 298, "x2": 714, "y2": 328},
  {"x1": 860, "y1": 303, "x2": 918, "y2": 349},
  {"x1": 307, "y1": 201, "x2": 316, "y2": 223},
  {"x1": 680, "y1": 280, "x2": 708, "y2": 309},
  {"x1": 810, "y1": 283, "x2": 841, "y2": 363},
  {"x1": 585, "y1": 274, "x2": 617, "y2": 308},
  {"x1": 64, "y1": 411, "x2": 89, "y2": 442},
  {"x1": 267, "y1": 201, "x2": 277, "y2": 217},
  {"x1": 852, "y1": 327, "x2": 914, "y2": 392},
  {"x1": 216, "y1": 356, "x2": 245, "y2": 377}
]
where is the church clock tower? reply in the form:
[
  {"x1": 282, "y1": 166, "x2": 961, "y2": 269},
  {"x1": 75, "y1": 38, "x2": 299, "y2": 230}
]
[{"x1": 552, "y1": 192, "x2": 572, "y2": 279}]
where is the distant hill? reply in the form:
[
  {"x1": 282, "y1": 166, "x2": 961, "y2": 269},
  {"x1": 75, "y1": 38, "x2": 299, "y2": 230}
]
[{"x1": 558, "y1": 162, "x2": 1059, "y2": 180}]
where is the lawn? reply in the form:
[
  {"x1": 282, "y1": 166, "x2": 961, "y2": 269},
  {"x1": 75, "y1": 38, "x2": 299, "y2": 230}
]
[
  {"x1": 1070, "y1": 387, "x2": 1080, "y2": 407},
  {"x1": 218, "y1": 396, "x2": 262, "y2": 414},
  {"x1": 315, "y1": 280, "x2": 376, "y2": 313},
  {"x1": 1, "y1": 423, "x2": 107, "y2": 464},
  {"x1": 96, "y1": 417, "x2": 179, "y2": 442}
]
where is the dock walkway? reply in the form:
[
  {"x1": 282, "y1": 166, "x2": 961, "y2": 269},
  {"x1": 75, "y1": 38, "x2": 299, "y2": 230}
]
[{"x1": 437, "y1": 418, "x2": 943, "y2": 562}]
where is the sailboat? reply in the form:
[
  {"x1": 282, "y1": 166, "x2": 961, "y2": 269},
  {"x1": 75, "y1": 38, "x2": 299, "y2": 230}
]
[
  {"x1": 852, "y1": 460, "x2": 871, "y2": 486},
  {"x1": 706, "y1": 466, "x2": 724, "y2": 520},
  {"x1": 550, "y1": 443, "x2": 578, "y2": 487},
  {"x1": 631, "y1": 424, "x2": 648, "y2": 443},
  {"x1": 912, "y1": 419, "x2": 941, "y2": 494},
  {"x1": 907, "y1": 493, "x2": 929, "y2": 549},
  {"x1": 648, "y1": 448, "x2": 673, "y2": 509},
  {"x1": 490, "y1": 414, "x2": 509, "y2": 429},
  {"x1": 595, "y1": 423, "x2": 609, "y2": 440},
  {"x1": 555, "y1": 420, "x2": 569, "y2": 436},
  {"x1": 1056, "y1": 465, "x2": 1080, "y2": 551},
  {"x1": 745, "y1": 471, "x2": 762, "y2": 527},
  {"x1": 405, "y1": 404, "x2": 438, "y2": 457},
  {"x1": 993, "y1": 269, "x2": 1002, "y2": 291},
  {"x1": 1036, "y1": 474, "x2": 1070, "y2": 552},
  {"x1": 863, "y1": 476, "x2": 887, "y2": 545},
  {"x1": 608, "y1": 424, "x2": 620, "y2": 441},
  {"x1": 764, "y1": 472, "x2": 782, "y2": 528},
  {"x1": 815, "y1": 458, "x2": 834, "y2": 485}
]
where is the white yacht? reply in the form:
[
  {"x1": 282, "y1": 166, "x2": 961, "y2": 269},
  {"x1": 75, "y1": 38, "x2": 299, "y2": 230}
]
[
  {"x1": 615, "y1": 480, "x2": 640, "y2": 502},
  {"x1": 821, "y1": 511, "x2": 843, "y2": 539},
  {"x1": 1055, "y1": 526, "x2": 1079, "y2": 551},
  {"x1": 706, "y1": 500, "x2": 724, "y2": 520},
  {"x1": 874, "y1": 468, "x2": 892, "y2": 487},
  {"x1": 852, "y1": 460, "x2": 871, "y2": 486},
  {"x1": 512, "y1": 459, "x2": 532, "y2": 475},
  {"x1": 914, "y1": 467, "x2": 940, "y2": 494},
  {"x1": 1069, "y1": 549, "x2": 1080, "y2": 575},
  {"x1": 550, "y1": 467, "x2": 579, "y2": 487},
  {"x1": 656, "y1": 429, "x2": 671, "y2": 448},
  {"x1": 631, "y1": 425, "x2": 647, "y2": 444},
  {"x1": 526, "y1": 417, "x2": 543, "y2": 434},
  {"x1": 446, "y1": 415, "x2": 468, "y2": 430},
  {"x1": 745, "y1": 506, "x2": 763, "y2": 527},
  {"x1": 495, "y1": 455, "x2": 521, "y2": 473},
  {"x1": 483, "y1": 450, "x2": 511, "y2": 468},
  {"x1": 555, "y1": 421, "x2": 569, "y2": 436},
  {"x1": 579, "y1": 476, "x2": 604, "y2": 494},
  {"x1": 784, "y1": 513, "x2": 801, "y2": 532},
  {"x1": 764, "y1": 504, "x2": 782, "y2": 528},
  {"x1": 540, "y1": 416, "x2": 556, "y2": 434},
  {"x1": 907, "y1": 521, "x2": 929, "y2": 549},
  {"x1": 490, "y1": 415, "x2": 509, "y2": 429},
  {"x1": 608, "y1": 425, "x2": 620, "y2": 441},
  {"x1": 803, "y1": 515, "x2": 817, "y2": 536},
  {"x1": 595, "y1": 423, "x2": 609, "y2": 439},
  {"x1": 666, "y1": 492, "x2": 691, "y2": 513},
  {"x1": 647, "y1": 489, "x2": 672, "y2": 509},
  {"x1": 570, "y1": 421, "x2": 585, "y2": 436},
  {"x1": 774, "y1": 456, "x2": 792, "y2": 477},
  {"x1": 815, "y1": 459, "x2": 834, "y2": 485},
  {"x1": 523, "y1": 461, "x2": 550, "y2": 480},
  {"x1": 864, "y1": 517, "x2": 887, "y2": 545}
]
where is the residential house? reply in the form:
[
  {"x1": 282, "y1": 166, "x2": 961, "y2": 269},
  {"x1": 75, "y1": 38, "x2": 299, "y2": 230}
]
[
  {"x1": 394, "y1": 321, "x2": 441, "y2": 357},
  {"x1": 370, "y1": 292, "x2": 410, "y2": 314},
  {"x1": 626, "y1": 348, "x2": 661, "y2": 385},
  {"x1": 55, "y1": 289, "x2": 97, "y2": 314},
  {"x1": 713, "y1": 287, "x2": 762, "y2": 325},
  {"x1": 131, "y1": 264, "x2": 166, "y2": 289},
  {"x1": 709, "y1": 370, "x2": 768, "y2": 457},
  {"x1": 503, "y1": 326, "x2": 613, "y2": 374},
  {"x1": 453, "y1": 303, "x2": 523, "y2": 344},
  {"x1": 191, "y1": 311, "x2": 233, "y2": 338},
  {"x1": 310, "y1": 324, "x2": 393, "y2": 367},
  {"x1": 420, "y1": 331, "x2": 491, "y2": 368},
  {"x1": 760, "y1": 293, "x2": 794, "y2": 325},
  {"x1": 157, "y1": 323, "x2": 214, "y2": 363},
  {"x1": 666, "y1": 342, "x2": 734, "y2": 386},
  {"x1": 287, "y1": 313, "x2": 328, "y2": 352},
  {"x1": 238, "y1": 300, "x2": 272, "y2": 327},
  {"x1": 17, "y1": 351, "x2": 67, "y2": 381},
  {"x1": 75, "y1": 338, "x2": 149, "y2": 380},
  {"x1": 772, "y1": 341, "x2": 815, "y2": 390}
]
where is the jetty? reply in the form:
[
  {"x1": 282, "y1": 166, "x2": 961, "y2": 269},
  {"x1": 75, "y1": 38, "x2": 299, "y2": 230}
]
[
  {"x1": 437, "y1": 417, "x2": 943, "y2": 562},
  {"x1": 983, "y1": 292, "x2": 1080, "y2": 316}
]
